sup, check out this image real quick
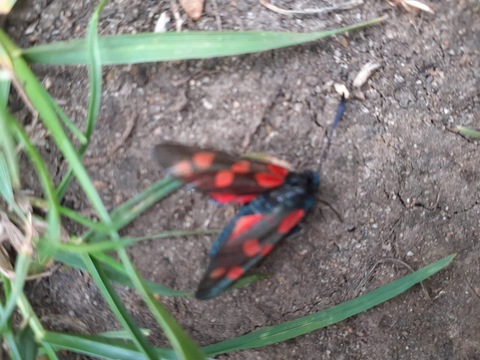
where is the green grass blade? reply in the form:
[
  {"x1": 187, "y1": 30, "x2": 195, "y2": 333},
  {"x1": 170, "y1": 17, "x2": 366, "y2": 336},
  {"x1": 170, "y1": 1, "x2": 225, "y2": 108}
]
[
  {"x1": 42, "y1": 332, "x2": 175, "y2": 360},
  {"x1": 31, "y1": 197, "x2": 107, "y2": 231},
  {"x1": 0, "y1": 76, "x2": 19, "y2": 188},
  {"x1": 16, "y1": 293, "x2": 59, "y2": 359},
  {"x1": 22, "y1": 16, "x2": 387, "y2": 65},
  {"x1": 0, "y1": 152, "x2": 16, "y2": 208},
  {"x1": 85, "y1": 177, "x2": 183, "y2": 241},
  {"x1": 39, "y1": 256, "x2": 454, "y2": 359},
  {"x1": 54, "y1": 229, "x2": 215, "y2": 253},
  {"x1": 0, "y1": 250, "x2": 31, "y2": 330},
  {"x1": 41, "y1": 244, "x2": 189, "y2": 297},
  {"x1": 15, "y1": 326, "x2": 39, "y2": 360},
  {"x1": 37, "y1": 84, "x2": 87, "y2": 144},
  {"x1": 100, "y1": 328, "x2": 150, "y2": 339},
  {"x1": 3, "y1": 22, "x2": 186, "y2": 358},
  {"x1": 92, "y1": 252, "x2": 192, "y2": 296},
  {"x1": 203, "y1": 255, "x2": 455, "y2": 356},
  {"x1": 55, "y1": 0, "x2": 104, "y2": 199},
  {"x1": 457, "y1": 126, "x2": 480, "y2": 138},
  {"x1": 34, "y1": 178, "x2": 183, "y2": 239},
  {"x1": 0, "y1": 148, "x2": 25, "y2": 221},
  {"x1": 4, "y1": 110, "x2": 61, "y2": 243},
  {"x1": 85, "y1": 6, "x2": 204, "y2": 357},
  {"x1": 4, "y1": 329, "x2": 23, "y2": 360},
  {"x1": 0, "y1": 28, "x2": 110, "y2": 247},
  {"x1": 81, "y1": 254, "x2": 158, "y2": 358},
  {"x1": 108, "y1": 177, "x2": 183, "y2": 235}
]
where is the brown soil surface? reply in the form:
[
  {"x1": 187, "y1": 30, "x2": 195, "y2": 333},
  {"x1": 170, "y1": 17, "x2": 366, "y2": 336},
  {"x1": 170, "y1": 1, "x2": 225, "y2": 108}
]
[{"x1": 5, "y1": 0, "x2": 480, "y2": 359}]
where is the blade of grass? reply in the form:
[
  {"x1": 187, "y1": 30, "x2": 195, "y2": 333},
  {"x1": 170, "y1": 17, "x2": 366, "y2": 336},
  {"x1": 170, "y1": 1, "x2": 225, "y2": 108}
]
[
  {"x1": 21, "y1": 16, "x2": 387, "y2": 65},
  {"x1": 37, "y1": 84, "x2": 87, "y2": 144},
  {"x1": 31, "y1": 197, "x2": 107, "y2": 232},
  {"x1": 107, "y1": 177, "x2": 183, "y2": 237},
  {"x1": 83, "y1": 4, "x2": 204, "y2": 358},
  {"x1": 53, "y1": 229, "x2": 216, "y2": 254},
  {"x1": 3, "y1": 4, "x2": 159, "y2": 358},
  {"x1": 33, "y1": 178, "x2": 183, "y2": 239},
  {"x1": 77, "y1": 3, "x2": 160, "y2": 358},
  {"x1": 0, "y1": 151, "x2": 23, "y2": 219},
  {"x1": 84, "y1": 177, "x2": 182, "y2": 242},
  {"x1": 92, "y1": 251, "x2": 192, "y2": 296},
  {"x1": 0, "y1": 23, "x2": 109, "y2": 252},
  {"x1": 42, "y1": 332, "x2": 174, "y2": 360},
  {"x1": 49, "y1": 249, "x2": 191, "y2": 296},
  {"x1": 0, "y1": 249, "x2": 32, "y2": 330},
  {"x1": 457, "y1": 126, "x2": 480, "y2": 138},
  {"x1": 85, "y1": 236, "x2": 201, "y2": 348},
  {"x1": 0, "y1": 76, "x2": 19, "y2": 188},
  {"x1": 15, "y1": 326, "x2": 39, "y2": 360},
  {"x1": 0, "y1": 275, "x2": 23, "y2": 359},
  {"x1": 39, "y1": 255, "x2": 454, "y2": 359},
  {"x1": 81, "y1": 253, "x2": 158, "y2": 358},
  {"x1": 2, "y1": 15, "x2": 183, "y2": 358},
  {"x1": 55, "y1": 0, "x2": 105, "y2": 200},
  {"x1": 203, "y1": 254, "x2": 455, "y2": 355},
  {"x1": 4, "y1": 329, "x2": 23, "y2": 359},
  {"x1": 3, "y1": 109, "x2": 61, "y2": 243},
  {"x1": 16, "y1": 293, "x2": 59, "y2": 359}
]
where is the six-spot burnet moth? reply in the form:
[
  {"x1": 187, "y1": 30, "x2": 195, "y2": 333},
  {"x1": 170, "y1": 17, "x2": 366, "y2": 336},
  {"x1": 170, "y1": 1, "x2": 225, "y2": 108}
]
[{"x1": 154, "y1": 95, "x2": 346, "y2": 299}]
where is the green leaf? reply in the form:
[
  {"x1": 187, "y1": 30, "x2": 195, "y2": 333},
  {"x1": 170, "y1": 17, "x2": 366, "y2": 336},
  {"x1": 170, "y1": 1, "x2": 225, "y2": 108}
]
[
  {"x1": 203, "y1": 255, "x2": 455, "y2": 355},
  {"x1": 22, "y1": 17, "x2": 387, "y2": 65},
  {"x1": 16, "y1": 326, "x2": 39, "y2": 360}
]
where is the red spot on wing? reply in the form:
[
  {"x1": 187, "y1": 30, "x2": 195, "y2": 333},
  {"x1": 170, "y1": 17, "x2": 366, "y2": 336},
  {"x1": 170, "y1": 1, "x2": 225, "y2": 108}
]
[
  {"x1": 226, "y1": 266, "x2": 245, "y2": 280},
  {"x1": 172, "y1": 160, "x2": 194, "y2": 177},
  {"x1": 278, "y1": 209, "x2": 306, "y2": 234},
  {"x1": 234, "y1": 194, "x2": 257, "y2": 204},
  {"x1": 242, "y1": 239, "x2": 260, "y2": 257},
  {"x1": 260, "y1": 244, "x2": 274, "y2": 256},
  {"x1": 210, "y1": 193, "x2": 237, "y2": 203},
  {"x1": 255, "y1": 173, "x2": 285, "y2": 188},
  {"x1": 209, "y1": 267, "x2": 226, "y2": 279},
  {"x1": 231, "y1": 160, "x2": 251, "y2": 173},
  {"x1": 215, "y1": 170, "x2": 235, "y2": 188},
  {"x1": 231, "y1": 214, "x2": 264, "y2": 239},
  {"x1": 267, "y1": 163, "x2": 289, "y2": 177},
  {"x1": 209, "y1": 193, "x2": 256, "y2": 204},
  {"x1": 193, "y1": 152, "x2": 215, "y2": 170}
]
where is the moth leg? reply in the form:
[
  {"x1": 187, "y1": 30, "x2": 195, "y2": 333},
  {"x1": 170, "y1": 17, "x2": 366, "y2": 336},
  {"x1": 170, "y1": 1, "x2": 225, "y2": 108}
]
[{"x1": 317, "y1": 197, "x2": 343, "y2": 222}]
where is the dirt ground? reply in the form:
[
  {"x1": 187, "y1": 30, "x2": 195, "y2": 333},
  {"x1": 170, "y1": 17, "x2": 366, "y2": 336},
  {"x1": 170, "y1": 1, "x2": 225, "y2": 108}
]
[{"x1": 5, "y1": 0, "x2": 480, "y2": 359}]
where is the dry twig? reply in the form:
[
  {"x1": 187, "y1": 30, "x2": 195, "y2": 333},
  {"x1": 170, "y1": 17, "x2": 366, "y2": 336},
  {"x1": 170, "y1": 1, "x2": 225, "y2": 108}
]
[{"x1": 260, "y1": 0, "x2": 363, "y2": 16}]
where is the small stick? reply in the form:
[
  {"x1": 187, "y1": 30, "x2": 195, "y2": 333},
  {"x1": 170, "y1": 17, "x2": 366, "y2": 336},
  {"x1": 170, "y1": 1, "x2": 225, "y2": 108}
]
[
  {"x1": 317, "y1": 95, "x2": 347, "y2": 174},
  {"x1": 259, "y1": 0, "x2": 363, "y2": 16}
]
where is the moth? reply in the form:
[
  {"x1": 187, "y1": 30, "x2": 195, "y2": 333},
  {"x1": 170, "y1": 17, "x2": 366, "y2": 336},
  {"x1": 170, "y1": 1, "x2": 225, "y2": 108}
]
[{"x1": 154, "y1": 97, "x2": 346, "y2": 300}]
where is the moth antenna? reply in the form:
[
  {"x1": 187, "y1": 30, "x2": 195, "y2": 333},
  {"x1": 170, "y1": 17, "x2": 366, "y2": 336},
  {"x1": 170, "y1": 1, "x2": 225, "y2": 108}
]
[{"x1": 317, "y1": 95, "x2": 347, "y2": 174}]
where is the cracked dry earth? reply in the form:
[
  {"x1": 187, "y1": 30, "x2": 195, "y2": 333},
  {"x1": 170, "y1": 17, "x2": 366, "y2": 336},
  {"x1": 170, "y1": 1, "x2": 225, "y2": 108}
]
[{"x1": 6, "y1": 0, "x2": 480, "y2": 359}]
